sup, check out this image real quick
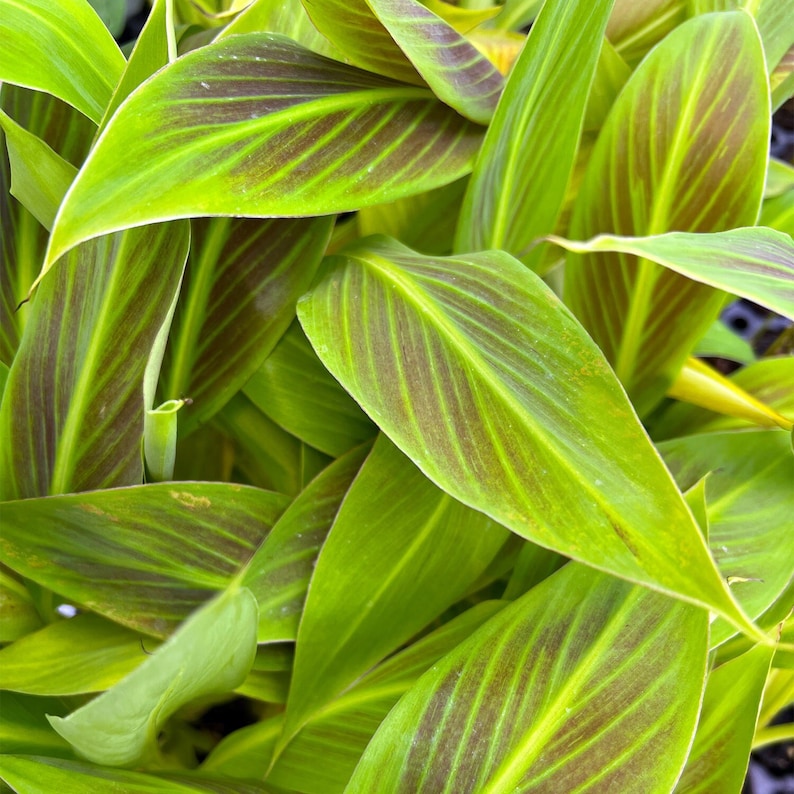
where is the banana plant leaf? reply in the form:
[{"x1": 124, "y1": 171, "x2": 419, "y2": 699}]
[
  {"x1": 0, "y1": 483, "x2": 289, "y2": 636},
  {"x1": 280, "y1": 436, "x2": 510, "y2": 742},
  {"x1": 46, "y1": 33, "x2": 484, "y2": 266},
  {"x1": 345, "y1": 562, "x2": 709, "y2": 793},
  {"x1": 297, "y1": 236, "x2": 759, "y2": 636},
  {"x1": 563, "y1": 12, "x2": 769, "y2": 416},
  {"x1": 0, "y1": 221, "x2": 190, "y2": 499}
]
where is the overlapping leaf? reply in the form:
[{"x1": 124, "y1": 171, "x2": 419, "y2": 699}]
[
  {"x1": 455, "y1": 0, "x2": 613, "y2": 269},
  {"x1": 162, "y1": 216, "x2": 333, "y2": 436},
  {"x1": 606, "y1": 0, "x2": 687, "y2": 66},
  {"x1": 0, "y1": 0, "x2": 124, "y2": 124},
  {"x1": 46, "y1": 33, "x2": 484, "y2": 265},
  {"x1": 563, "y1": 12, "x2": 769, "y2": 416},
  {"x1": 0, "y1": 483, "x2": 289, "y2": 636},
  {"x1": 345, "y1": 563, "x2": 709, "y2": 793},
  {"x1": 241, "y1": 444, "x2": 369, "y2": 642},
  {"x1": 0, "y1": 222, "x2": 190, "y2": 499},
  {"x1": 0, "y1": 614, "x2": 158, "y2": 695},
  {"x1": 659, "y1": 430, "x2": 794, "y2": 647},
  {"x1": 244, "y1": 321, "x2": 375, "y2": 457},
  {"x1": 552, "y1": 227, "x2": 794, "y2": 321},
  {"x1": 0, "y1": 757, "x2": 276, "y2": 794},
  {"x1": 0, "y1": 695, "x2": 75, "y2": 759},
  {"x1": 298, "y1": 236, "x2": 758, "y2": 635},
  {"x1": 281, "y1": 436, "x2": 510, "y2": 742},
  {"x1": 676, "y1": 644, "x2": 774, "y2": 793},
  {"x1": 49, "y1": 587, "x2": 258, "y2": 767}
]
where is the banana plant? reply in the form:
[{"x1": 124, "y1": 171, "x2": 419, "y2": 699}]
[{"x1": 1, "y1": 0, "x2": 793, "y2": 791}]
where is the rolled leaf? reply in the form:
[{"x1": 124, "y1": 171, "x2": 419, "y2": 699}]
[
  {"x1": 161, "y1": 215, "x2": 333, "y2": 436},
  {"x1": 0, "y1": 483, "x2": 289, "y2": 636},
  {"x1": 0, "y1": 0, "x2": 125, "y2": 124},
  {"x1": 455, "y1": 0, "x2": 614, "y2": 269},
  {"x1": 46, "y1": 33, "x2": 483, "y2": 265},
  {"x1": 48, "y1": 587, "x2": 258, "y2": 767},
  {"x1": 281, "y1": 435, "x2": 509, "y2": 742},
  {"x1": 345, "y1": 563, "x2": 709, "y2": 793},
  {"x1": 298, "y1": 236, "x2": 758, "y2": 636},
  {"x1": 563, "y1": 12, "x2": 769, "y2": 416},
  {"x1": 0, "y1": 222, "x2": 190, "y2": 500}
]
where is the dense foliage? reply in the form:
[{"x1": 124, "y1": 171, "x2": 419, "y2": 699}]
[{"x1": 1, "y1": 0, "x2": 793, "y2": 791}]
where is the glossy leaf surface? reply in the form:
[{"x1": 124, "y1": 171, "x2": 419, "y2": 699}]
[
  {"x1": 49, "y1": 587, "x2": 258, "y2": 766},
  {"x1": 47, "y1": 34, "x2": 483, "y2": 264},
  {"x1": 244, "y1": 321, "x2": 376, "y2": 457},
  {"x1": 659, "y1": 430, "x2": 794, "y2": 647},
  {"x1": 346, "y1": 563, "x2": 708, "y2": 793},
  {"x1": 0, "y1": 222, "x2": 190, "y2": 499},
  {"x1": 298, "y1": 236, "x2": 755, "y2": 633},
  {"x1": 553, "y1": 226, "x2": 794, "y2": 321},
  {"x1": 564, "y1": 12, "x2": 769, "y2": 415},
  {"x1": 282, "y1": 436, "x2": 509, "y2": 740},
  {"x1": 456, "y1": 0, "x2": 613, "y2": 269},
  {"x1": 0, "y1": 613, "x2": 157, "y2": 695},
  {"x1": 0, "y1": 483, "x2": 289, "y2": 636},
  {"x1": 0, "y1": 0, "x2": 124, "y2": 123},
  {"x1": 162, "y1": 215, "x2": 333, "y2": 435}
]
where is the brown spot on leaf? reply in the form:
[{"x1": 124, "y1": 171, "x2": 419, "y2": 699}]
[{"x1": 170, "y1": 491, "x2": 211, "y2": 509}]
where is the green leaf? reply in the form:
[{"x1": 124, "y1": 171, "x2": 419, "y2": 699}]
[
  {"x1": 455, "y1": 0, "x2": 614, "y2": 270},
  {"x1": 0, "y1": 483, "x2": 289, "y2": 636},
  {"x1": 48, "y1": 587, "x2": 258, "y2": 766},
  {"x1": 0, "y1": 0, "x2": 125, "y2": 123},
  {"x1": 46, "y1": 33, "x2": 483, "y2": 265},
  {"x1": 297, "y1": 236, "x2": 759, "y2": 637},
  {"x1": 658, "y1": 430, "x2": 794, "y2": 647},
  {"x1": 675, "y1": 643, "x2": 774, "y2": 793},
  {"x1": 362, "y1": 0, "x2": 504, "y2": 124},
  {"x1": 87, "y1": 0, "x2": 126, "y2": 37},
  {"x1": 0, "y1": 222, "x2": 190, "y2": 499},
  {"x1": 0, "y1": 572, "x2": 42, "y2": 642},
  {"x1": 241, "y1": 444, "x2": 369, "y2": 642},
  {"x1": 553, "y1": 227, "x2": 794, "y2": 321},
  {"x1": 0, "y1": 110, "x2": 76, "y2": 230},
  {"x1": 162, "y1": 216, "x2": 333, "y2": 436},
  {"x1": 771, "y1": 44, "x2": 794, "y2": 111},
  {"x1": 244, "y1": 321, "x2": 376, "y2": 457},
  {"x1": 281, "y1": 435, "x2": 509, "y2": 742},
  {"x1": 563, "y1": 12, "x2": 769, "y2": 416},
  {"x1": 0, "y1": 756, "x2": 278, "y2": 793},
  {"x1": 606, "y1": 0, "x2": 687, "y2": 66},
  {"x1": 267, "y1": 602, "x2": 505, "y2": 792},
  {"x1": 345, "y1": 563, "x2": 709, "y2": 793},
  {"x1": 0, "y1": 613, "x2": 158, "y2": 695},
  {"x1": 0, "y1": 694, "x2": 75, "y2": 759},
  {"x1": 694, "y1": 319, "x2": 755, "y2": 364}
]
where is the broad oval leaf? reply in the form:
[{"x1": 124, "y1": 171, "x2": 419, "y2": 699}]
[
  {"x1": 0, "y1": 0, "x2": 125, "y2": 124},
  {"x1": 345, "y1": 563, "x2": 709, "y2": 793},
  {"x1": 563, "y1": 11, "x2": 769, "y2": 416},
  {"x1": 281, "y1": 435, "x2": 510, "y2": 742},
  {"x1": 48, "y1": 587, "x2": 258, "y2": 767},
  {"x1": 455, "y1": 0, "x2": 613, "y2": 269},
  {"x1": 46, "y1": 33, "x2": 483, "y2": 265},
  {"x1": 0, "y1": 222, "x2": 190, "y2": 500},
  {"x1": 162, "y1": 215, "x2": 334, "y2": 436},
  {"x1": 0, "y1": 483, "x2": 289, "y2": 636},
  {"x1": 297, "y1": 236, "x2": 757, "y2": 635}
]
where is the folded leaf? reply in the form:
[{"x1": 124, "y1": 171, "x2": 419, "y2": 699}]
[
  {"x1": 46, "y1": 33, "x2": 483, "y2": 265},
  {"x1": 345, "y1": 563, "x2": 709, "y2": 793},
  {"x1": 298, "y1": 236, "x2": 759, "y2": 636},
  {"x1": 48, "y1": 587, "x2": 258, "y2": 766}
]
